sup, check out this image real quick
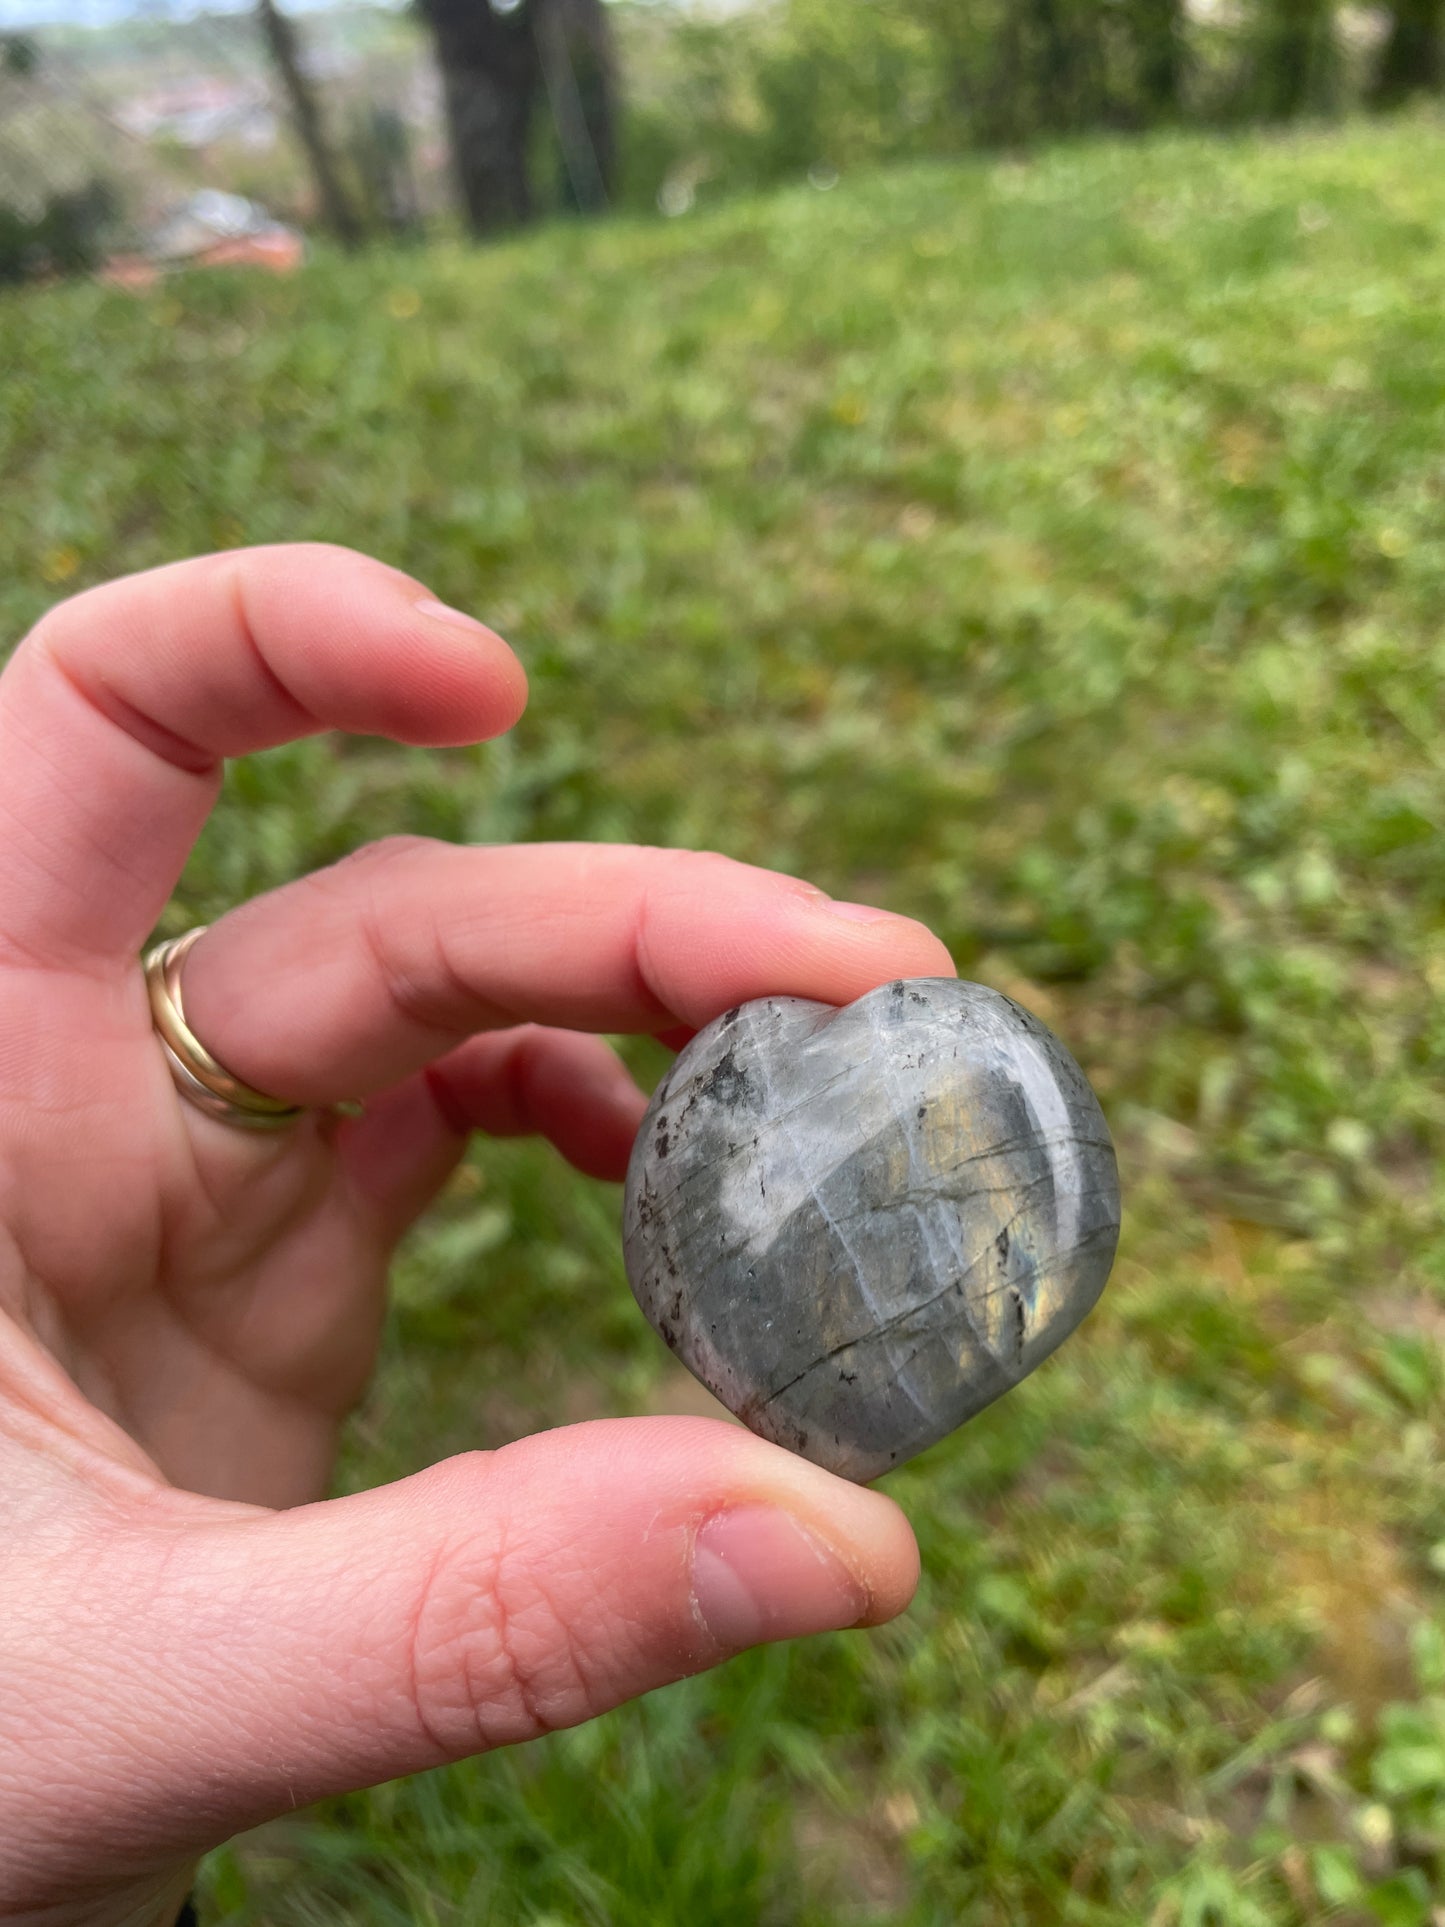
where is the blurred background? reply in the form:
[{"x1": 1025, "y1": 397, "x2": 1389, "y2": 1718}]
[
  {"x1": 3, "y1": 2, "x2": 1445, "y2": 1923},
  {"x1": 3, "y1": 1, "x2": 1445, "y2": 267}
]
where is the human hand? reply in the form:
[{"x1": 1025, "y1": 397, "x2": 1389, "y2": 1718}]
[{"x1": 0, "y1": 546, "x2": 953, "y2": 1927}]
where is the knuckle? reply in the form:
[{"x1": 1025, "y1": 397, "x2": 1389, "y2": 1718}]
[
  {"x1": 404, "y1": 1459, "x2": 601, "y2": 1758},
  {"x1": 311, "y1": 836, "x2": 463, "y2": 1034}
]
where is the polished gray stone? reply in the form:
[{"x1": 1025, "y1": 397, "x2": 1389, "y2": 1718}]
[{"x1": 623, "y1": 978, "x2": 1120, "y2": 1482}]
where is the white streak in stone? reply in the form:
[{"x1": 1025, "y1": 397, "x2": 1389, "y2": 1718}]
[
  {"x1": 984, "y1": 1024, "x2": 1083, "y2": 1260},
  {"x1": 739, "y1": 1003, "x2": 939, "y2": 1428},
  {"x1": 861, "y1": 993, "x2": 984, "y2": 1353}
]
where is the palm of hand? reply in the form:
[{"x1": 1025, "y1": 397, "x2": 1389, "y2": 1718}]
[{"x1": 3, "y1": 980, "x2": 386, "y2": 1507}]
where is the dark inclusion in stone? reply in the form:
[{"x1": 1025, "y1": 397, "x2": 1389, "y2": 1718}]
[{"x1": 623, "y1": 978, "x2": 1121, "y2": 1483}]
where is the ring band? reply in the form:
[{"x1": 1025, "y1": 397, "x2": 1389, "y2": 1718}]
[{"x1": 145, "y1": 926, "x2": 310, "y2": 1132}]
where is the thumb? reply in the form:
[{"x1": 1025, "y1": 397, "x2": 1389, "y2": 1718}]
[{"x1": 42, "y1": 1419, "x2": 917, "y2": 1876}]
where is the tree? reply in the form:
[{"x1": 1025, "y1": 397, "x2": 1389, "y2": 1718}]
[
  {"x1": 1132, "y1": 0, "x2": 1187, "y2": 117},
  {"x1": 969, "y1": 0, "x2": 1110, "y2": 143},
  {"x1": 537, "y1": 0, "x2": 615, "y2": 212},
  {"x1": 418, "y1": 0, "x2": 617, "y2": 236},
  {"x1": 0, "y1": 181, "x2": 116, "y2": 287},
  {"x1": 1371, "y1": 0, "x2": 1445, "y2": 102},
  {"x1": 1247, "y1": 0, "x2": 1339, "y2": 120},
  {"x1": 1, "y1": 31, "x2": 40, "y2": 76},
  {"x1": 352, "y1": 105, "x2": 423, "y2": 239},
  {"x1": 255, "y1": 0, "x2": 364, "y2": 246},
  {"x1": 1031, "y1": 0, "x2": 1093, "y2": 129}
]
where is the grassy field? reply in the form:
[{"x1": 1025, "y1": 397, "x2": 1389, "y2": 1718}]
[{"x1": 4, "y1": 114, "x2": 1445, "y2": 1926}]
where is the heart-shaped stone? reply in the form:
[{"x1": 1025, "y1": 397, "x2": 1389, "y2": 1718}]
[{"x1": 623, "y1": 978, "x2": 1120, "y2": 1482}]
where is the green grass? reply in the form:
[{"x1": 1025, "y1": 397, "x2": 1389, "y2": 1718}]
[{"x1": 4, "y1": 114, "x2": 1445, "y2": 1925}]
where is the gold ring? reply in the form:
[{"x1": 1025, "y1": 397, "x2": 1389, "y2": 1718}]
[{"x1": 145, "y1": 926, "x2": 311, "y2": 1132}]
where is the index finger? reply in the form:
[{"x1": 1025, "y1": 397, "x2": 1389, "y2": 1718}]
[{"x1": 0, "y1": 545, "x2": 526, "y2": 968}]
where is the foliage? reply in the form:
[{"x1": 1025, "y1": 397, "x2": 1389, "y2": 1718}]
[
  {"x1": 1238, "y1": 0, "x2": 1343, "y2": 124},
  {"x1": 0, "y1": 178, "x2": 115, "y2": 287},
  {"x1": 2, "y1": 117, "x2": 1444, "y2": 1923},
  {"x1": 613, "y1": 0, "x2": 1433, "y2": 215},
  {"x1": 0, "y1": 31, "x2": 39, "y2": 76},
  {"x1": 1371, "y1": 0, "x2": 1445, "y2": 104}
]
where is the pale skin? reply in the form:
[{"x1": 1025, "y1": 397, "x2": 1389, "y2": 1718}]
[{"x1": 0, "y1": 545, "x2": 954, "y2": 1927}]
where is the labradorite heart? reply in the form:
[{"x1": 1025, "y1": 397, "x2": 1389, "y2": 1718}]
[{"x1": 622, "y1": 978, "x2": 1120, "y2": 1482}]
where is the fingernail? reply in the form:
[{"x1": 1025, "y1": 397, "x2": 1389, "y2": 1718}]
[
  {"x1": 415, "y1": 596, "x2": 503, "y2": 640},
  {"x1": 692, "y1": 1507, "x2": 869, "y2": 1650}
]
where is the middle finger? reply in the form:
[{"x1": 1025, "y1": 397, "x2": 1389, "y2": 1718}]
[{"x1": 175, "y1": 841, "x2": 956, "y2": 1106}]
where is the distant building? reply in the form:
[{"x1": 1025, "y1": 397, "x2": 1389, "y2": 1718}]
[
  {"x1": 114, "y1": 76, "x2": 278, "y2": 152},
  {"x1": 1, "y1": 48, "x2": 301, "y2": 285}
]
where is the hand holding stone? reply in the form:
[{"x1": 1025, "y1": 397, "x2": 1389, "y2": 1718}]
[{"x1": 0, "y1": 546, "x2": 948, "y2": 1926}]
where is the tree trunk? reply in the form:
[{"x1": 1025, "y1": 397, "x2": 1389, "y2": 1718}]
[
  {"x1": 1135, "y1": 0, "x2": 1186, "y2": 116},
  {"x1": 1252, "y1": 0, "x2": 1337, "y2": 120},
  {"x1": 979, "y1": 6, "x2": 1026, "y2": 144},
  {"x1": 537, "y1": 0, "x2": 616, "y2": 212},
  {"x1": 419, "y1": 0, "x2": 616, "y2": 237},
  {"x1": 1031, "y1": 0, "x2": 1079, "y2": 130},
  {"x1": 440, "y1": 48, "x2": 539, "y2": 232},
  {"x1": 1371, "y1": 0, "x2": 1445, "y2": 101},
  {"x1": 354, "y1": 105, "x2": 423, "y2": 239},
  {"x1": 255, "y1": 0, "x2": 363, "y2": 247},
  {"x1": 1026, "y1": 0, "x2": 1115, "y2": 132}
]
